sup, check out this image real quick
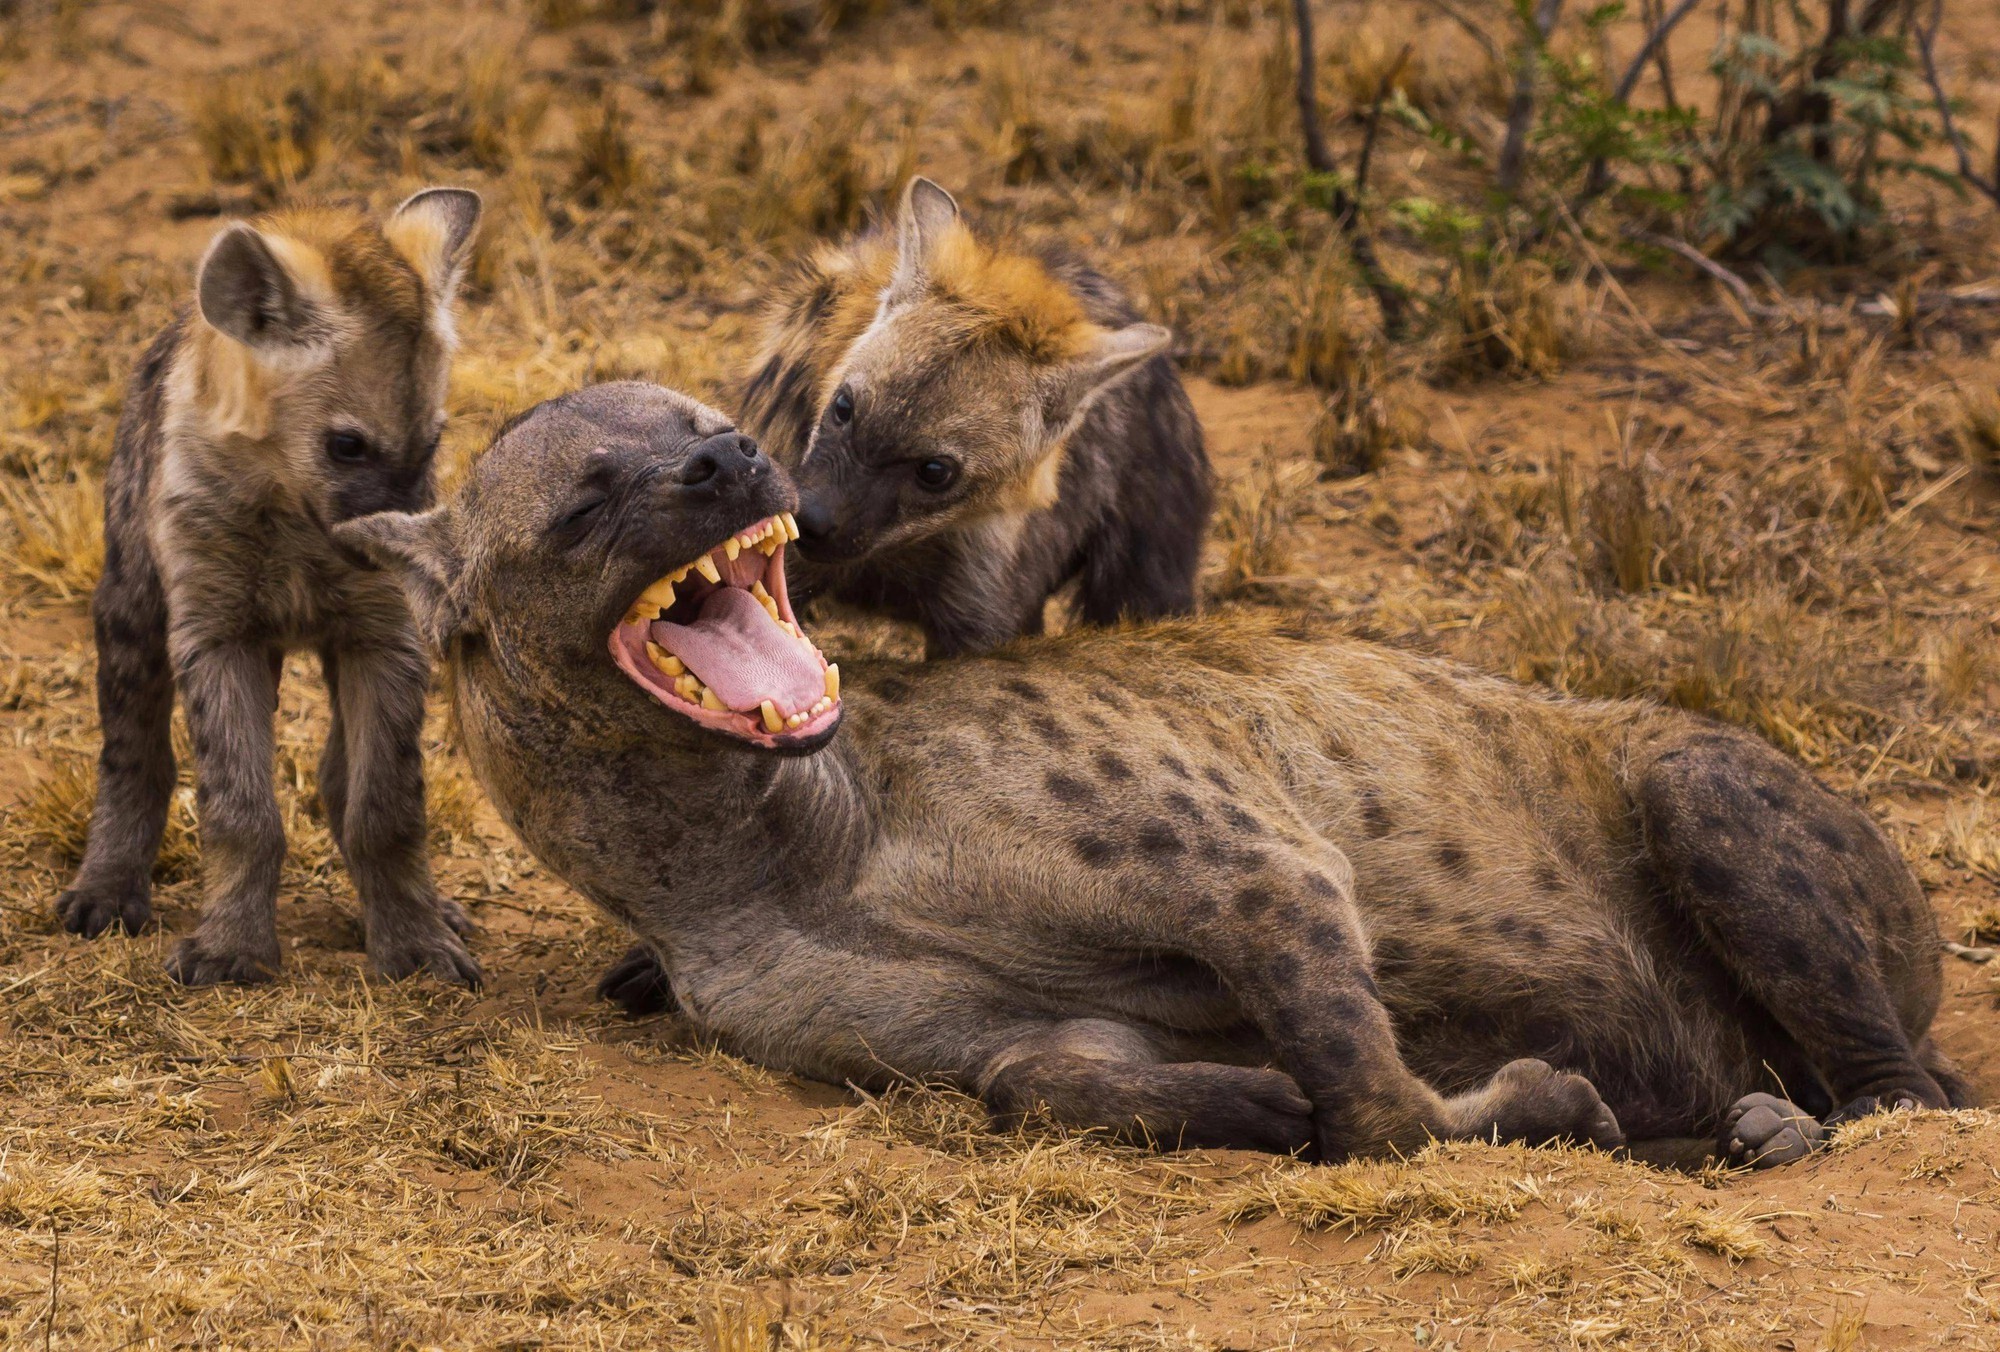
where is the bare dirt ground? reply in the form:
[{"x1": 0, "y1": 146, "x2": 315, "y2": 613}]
[{"x1": 5, "y1": 0, "x2": 2000, "y2": 1346}]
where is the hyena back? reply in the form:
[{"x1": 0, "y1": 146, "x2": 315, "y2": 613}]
[
  {"x1": 57, "y1": 189, "x2": 484, "y2": 987},
  {"x1": 738, "y1": 178, "x2": 1212, "y2": 657}
]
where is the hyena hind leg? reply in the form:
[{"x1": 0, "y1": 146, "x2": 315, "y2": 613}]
[
  {"x1": 979, "y1": 1019, "x2": 1315, "y2": 1155},
  {"x1": 598, "y1": 942, "x2": 678, "y2": 1017},
  {"x1": 58, "y1": 566, "x2": 177, "y2": 938},
  {"x1": 1637, "y1": 731, "x2": 1949, "y2": 1131}
]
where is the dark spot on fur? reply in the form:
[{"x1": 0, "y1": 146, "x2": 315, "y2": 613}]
[
  {"x1": 1135, "y1": 819, "x2": 1185, "y2": 857},
  {"x1": 1307, "y1": 921, "x2": 1346, "y2": 950},
  {"x1": 1533, "y1": 863, "x2": 1562, "y2": 892},
  {"x1": 1436, "y1": 842, "x2": 1472, "y2": 877},
  {"x1": 1073, "y1": 834, "x2": 1120, "y2": 867},
  {"x1": 1267, "y1": 952, "x2": 1301, "y2": 983},
  {"x1": 1161, "y1": 753, "x2": 1192, "y2": 780},
  {"x1": 1687, "y1": 857, "x2": 1738, "y2": 896},
  {"x1": 1524, "y1": 923, "x2": 1549, "y2": 949},
  {"x1": 1493, "y1": 914, "x2": 1522, "y2": 938},
  {"x1": 1276, "y1": 901, "x2": 1303, "y2": 926},
  {"x1": 1028, "y1": 713, "x2": 1070, "y2": 748},
  {"x1": 1405, "y1": 895, "x2": 1435, "y2": 921},
  {"x1": 1777, "y1": 939, "x2": 1813, "y2": 977},
  {"x1": 875, "y1": 677, "x2": 911, "y2": 704},
  {"x1": 1304, "y1": 872, "x2": 1339, "y2": 899},
  {"x1": 1046, "y1": 773, "x2": 1095, "y2": 804},
  {"x1": 1810, "y1": 820, "x2": 1851, "y2": 854},
  {"x1": 1320, "y1": 1032, "x2": 1357, "y2": 1065},
  {"x1": 1095, "y1": 750, "x2": 1134, "y2": 782},
  {"x1": 1235, "y1": 885, "x2": 1274, "y2": 919},
  {"x1": 1165, "y1": 791, "x2": 1204, "y2": 820},
  {"x1": 1322, "y1": 733, "x2": 1353, "y2": 761},
  {"x1": 1220, "y1": 803, "x2": 1264, "y2": 835},
  {"x1": 1001, "y1": 679, "x2": 1044, "y2": 702},
  {"x1": 1776, "y1": 865, "x2": 1818, "y2": 901},
  {"x1": 1360, "y1": 791, "x2": 1394, "y2": 839},
  {"x1": 1755, "y1": 785, "x2": 1791, "y2": 811},
  {"x1": 1204, "y1": 767, "x2": 1233, "y2": 793}
]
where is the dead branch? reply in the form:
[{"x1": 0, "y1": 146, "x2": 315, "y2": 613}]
[
  {"x1": 1613, "y1": 0, "x2": 1704, "y2": 102},
  {"x1": 1412, "y1": 0, "x2": 1507, "y2": 68},
  {"x1": 1291, "y1": 0, "x2": 1408, "y2": 336},
  {"x1": 1628, "y1": 228, "x2": 1782, "y2": 317},
  {"x1": 1496, "y1": 0, "x2": 1565, "y2": 197},
  {"x1": 1916, "y1": 0, "x2": 2000, "y2": 208},
  {"x1": 1353, "y1": 44, "x2": 1414, "y2": 209}
]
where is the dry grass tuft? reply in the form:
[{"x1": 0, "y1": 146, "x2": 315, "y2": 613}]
[
  {"x1": 569, "y1": 92, "x2": 646, "y2": 208},
  {"x1": 1209, "y1": 449, "x2": 1318, "y2": 599},
  {"x1": 1436, "y1": 250, "x2": 1589, "y2": 380},
  {"x1": 10, "y1": 753, "x2": 200, "y2": 883},
  {"x1": 0, "y1": 470, "x2": 103, "y2": 602},
  {"x1": 1671, "y1": 1204, "x2": 1773, "y2": 1262},
  {"x1": 1227, "y1": 1150, "x2": 1525, "y2": 1233}
]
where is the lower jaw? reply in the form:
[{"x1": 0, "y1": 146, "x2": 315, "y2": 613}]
[{"x1": 609, "y1": 622, "x2": 843, "y2": 751}]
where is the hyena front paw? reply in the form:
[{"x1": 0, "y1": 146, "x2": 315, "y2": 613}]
[
  {"x1": 434, "y1": 894, "x2": 476, "y2": 939},
  {"x1": 56, "y1": 879, "x2": 153, "y2": 938},
  {"x1": 1189, "y1": 1065, "x2": 1314, "y2": 1155},
  {"x1": 166, "y1": 934, "x2": 281, "y2": 986},
  {"x1": 368, "y1": 919, "x2": 482, "y2": 988},
  {"x1": 1720, "y1": 1092, "x2": 1824, "y2": 1168},
  {"x1": 597, "y1": 943, "x2": 677, "y2": 1018},
  {"x1": 1465, "y1": 1058, "x2": 1624, "y2": 1151}
]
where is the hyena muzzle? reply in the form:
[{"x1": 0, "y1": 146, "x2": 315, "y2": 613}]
[{"x1": 56, "y1": 189, "x2": 484, "y2": 987}]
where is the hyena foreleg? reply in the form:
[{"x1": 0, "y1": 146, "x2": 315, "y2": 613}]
[
  {"x1": 57, "y1": 558, "x2": 176, "y2": 938},
  {"x1": 324, "y1": 638, "x2": 479, "y2": 985},
  {"x1": 165, "y1": 640, "x2": 286, "y2": 985}
]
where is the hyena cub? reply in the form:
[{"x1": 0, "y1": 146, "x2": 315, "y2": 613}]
[
  {"x1": 739, "y1": 178, "x2": 1212, "y2": 658},
  {"x1": 55, "y1": 189, "x2": 484, "y2": 987}
]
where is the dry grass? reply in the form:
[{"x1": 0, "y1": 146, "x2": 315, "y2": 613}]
[
  {"x1": 0, "y1": 471, "x2": 102, "y2": 602},
  {"x1": 1208, "y1": 448, "x2": 1318, "y2": 599}
]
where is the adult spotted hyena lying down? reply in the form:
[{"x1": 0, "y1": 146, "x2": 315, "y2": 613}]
[{"x1": 339, "y1": 383, "x2": 1966, "y2": 1167}]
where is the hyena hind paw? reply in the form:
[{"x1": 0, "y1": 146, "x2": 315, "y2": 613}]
[
  {"x1": 368, "y1": 922, "x2": 482, "y2": 988},
  {"x1": 166, "y1": 935, "x2": 281, "y2": 987},
  {"x1": 1720, "y1": 1092, "x2": 1825, "y2": 1168},
  {"x1": 597, "y1": 943, "x2": 678, "y2": 1018},
  {"x1": 435, "y1": 894, "x2": 476, "y2": 938},
  {"x1": 56, "y1": 881, "x2": 154, "y2": 939},
  {"x1": 1475, "y1": 1058, "x2": 1625, "y2": 1151}
]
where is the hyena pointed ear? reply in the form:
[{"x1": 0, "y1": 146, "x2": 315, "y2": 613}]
[
  {"x1": 1041, "y1": 321, "x2": 1172, "y2": 432},
  {"x1": 331, "y1": 508, "x2": 474, "y2": 648},
  {"x1": 196, "y1": 223, "x2": 328, "y2": 353},
  {"x1": 386, "y1": 187, "x2": 484, "y2": 301},
  {"x1": 886, "y1": 177, "x2": 962, "y2": 302}
]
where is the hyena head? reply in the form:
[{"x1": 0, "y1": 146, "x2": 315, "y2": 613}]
[
  {"x1": 177, "y1": 187, "x2": 482, "y2": 523},
  {"x1": 793, "y1": 178, "x2": 1169, "y2": 563},
  {"x1": 334, "y1": 384, "x2": 841, "y2": 757}
]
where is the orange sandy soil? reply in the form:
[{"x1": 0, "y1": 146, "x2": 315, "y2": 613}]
[{"x1": 5, "y1": 0, "x2": 2000, "y2": 1347}]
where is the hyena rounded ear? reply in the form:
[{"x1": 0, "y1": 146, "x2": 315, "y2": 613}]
[
  {"x1": 1040, "y1": 322, "x2": 1172, "y2": 431},
  {"x1": 331, "y1": 508, "x2": 474, "y2": 649},
  {"x1": 196, "y1": 223, "x2": 327, "y2": 353},
  {"x1": 887, "y1": 177, "x2": 962, "y2": 302},
  {"x1": 386, "y1": 187, "x2": 484, "y2": 302}
]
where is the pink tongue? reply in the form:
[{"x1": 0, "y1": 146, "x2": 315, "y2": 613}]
[{"x1": 650, "y1": 588, "x2": 823, "y2": 716}]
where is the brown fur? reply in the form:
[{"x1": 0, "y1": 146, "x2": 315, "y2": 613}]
[
  {"x1": 341, "y1": 384, "x2": 1962, "y2": 1166},
  {"x1": 56, "y1": 190, "x2": 483, "y2": 987},
  {"x1": 739, "y1": 179, "x2": 1212, "y2": 657}
]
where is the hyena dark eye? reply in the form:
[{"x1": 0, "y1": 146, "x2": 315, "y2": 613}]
[
  {"x1": 324, "y1": 430, "x2": 370, "y2": 464},
  {"x1": 556, "y1": 497, "x2": 607, "y2": 533},
  {"x1": 828, "y1": 387, "x2": 855, "y2": 426},
  {"x1": 914, "y1": 457, "x2": 959, "y2": 491}
]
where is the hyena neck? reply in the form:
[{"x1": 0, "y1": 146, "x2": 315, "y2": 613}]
[{"x1": 453, "y1": 649, "x2": 879, "y2": 938}]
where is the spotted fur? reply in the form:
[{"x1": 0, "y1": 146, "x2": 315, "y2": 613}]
[
  {"x1": 56, "y1": 189, "x2": 484, "y2": 987},
  {"x1": 341, "y1": 383, "x2": 1963, "y2": 1164}
]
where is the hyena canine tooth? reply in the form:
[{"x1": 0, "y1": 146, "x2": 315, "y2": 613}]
[
  {"x1": 339, "y1": 382, "x2": 1966, "y2": 1168},
  {"x1": 739, "y1": 177, "x2": 1212, "y2": 659},
  {"x1": 56, "y1": 189, "x2": 484, "y2": 988}
]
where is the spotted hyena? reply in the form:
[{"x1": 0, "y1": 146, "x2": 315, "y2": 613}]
[
  {"x1": 739, "y1": 177, "x2": 1212, "y2": 658},
  {"x1": 56, "y1": 190, "x2": 483, "y2": 987},
  {"x1": 340, "y1": 382, "x2": 1965, "y2": 1167}
]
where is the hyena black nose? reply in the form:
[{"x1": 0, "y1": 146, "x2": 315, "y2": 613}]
[
  {"x1": 795, "y1": 495, "x2": 836, "y2": 543},
  {"x1": 679, "y1": 432, "x2": 765, "y2": 488}
]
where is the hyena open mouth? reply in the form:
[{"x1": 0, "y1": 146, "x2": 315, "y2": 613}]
[{"x1": 608, "y1": 512, "x2": 841, "y2": 749}]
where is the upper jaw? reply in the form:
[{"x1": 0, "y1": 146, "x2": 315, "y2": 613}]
[{"x1": 607, "y1": 511, "x2": 843, "y2": 752}]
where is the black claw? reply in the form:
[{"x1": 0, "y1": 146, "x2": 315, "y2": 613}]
[{"x1": 597, "y1": 943, "x2": 676, "y2": 1018}]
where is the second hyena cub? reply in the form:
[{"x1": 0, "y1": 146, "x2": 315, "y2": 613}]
[
  {"x1": 739, "y1": 178, "x2": 1212, "y2": 658},
  {"x1": 55, "y1": 189, "x2": 483, "y2": 987}
]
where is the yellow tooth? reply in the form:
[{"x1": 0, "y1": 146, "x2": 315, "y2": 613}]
[
  {"x1": 694, "y1": 555, "x2": 721, "y2": 584},
  {"x1": 757, "y1": 532, "x2": 781, "y2": 556},
  {"x1": 645, "y1": 642, "x2": 684, "y2": 678},
  {"x1": 724, "y1": 538, "x2": 741, "y2": 561},
  {"x1": 670, "y1": 565, "x2": 690, "y2": 584},
  {"x1": 701, "y1": 685, "x2": 725, "y2": 711},
  {"x1": 824, "y1": 664, "x2": 840, "y2": 700},
  {"x1": 760, "y1": 700, "x2": 783, "y2": 734},
  {"x1": 638, "y1": 577, "x2": 677, "y2": 613}
]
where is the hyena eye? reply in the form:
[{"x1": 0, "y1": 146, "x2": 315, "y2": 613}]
[
  {"x1": 324, "y1": 430, "x2": 370, "y2": 464},
  {"x1": 828, "y1": 387, "x2": 855, "y2": 426},
  {"x1": 914, "y1": 457, "x2": 959, "y2": 491}
]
